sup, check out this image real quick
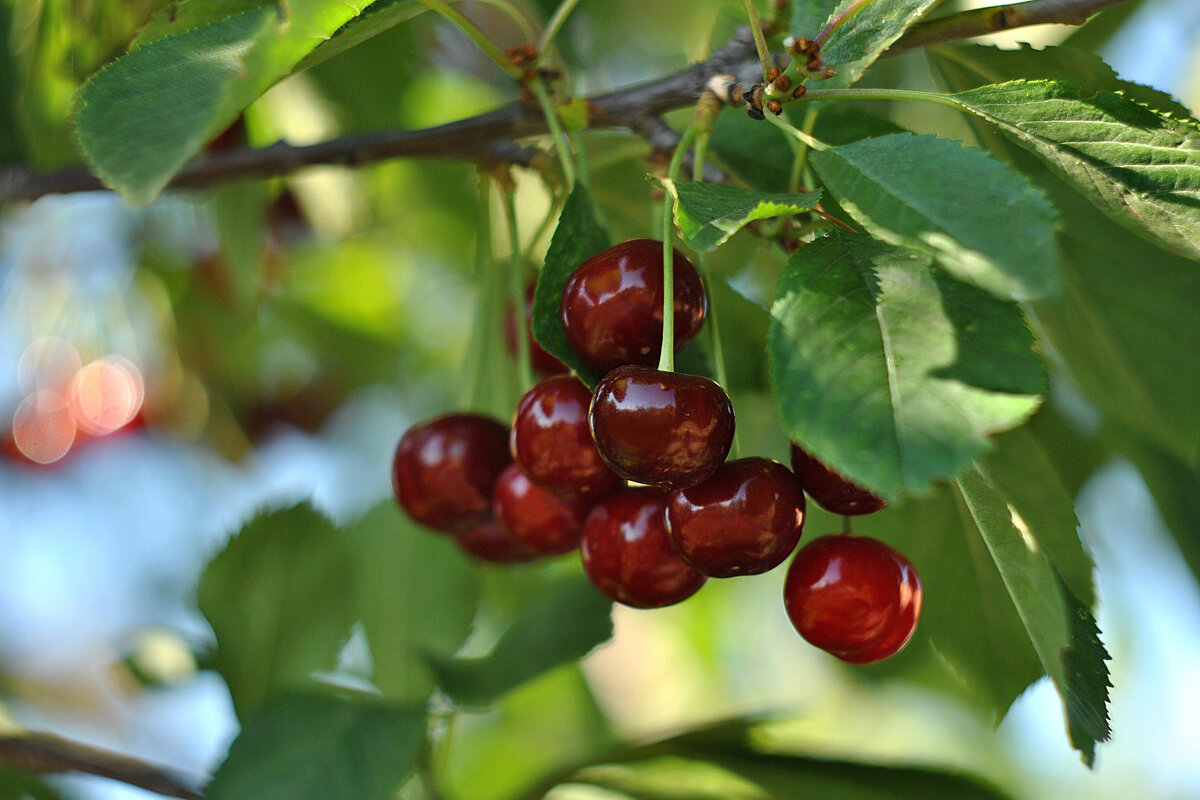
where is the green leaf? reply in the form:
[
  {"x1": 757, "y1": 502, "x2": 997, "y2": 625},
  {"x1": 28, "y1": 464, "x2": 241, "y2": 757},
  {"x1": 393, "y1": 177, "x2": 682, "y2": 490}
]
[
  {"x1": 429, "y1": 573, "x2": 613, "y2": 706},
  {"x1": 0, "y1": 767, "x2": 62, "y2": 800},
  {"x1": 946, "y1": 80, "x2": 1200, "y2": 262},
  {"x1": 205, "y1": 692, "x2": 425, "y2": 800},
  {"x1": 789, "y1": 0, "x2": 841, "y2": 40},
  {"x1": 130, "y1": 1, "x2": 276, "y2": 48},
  {"x1": 768, "y1": 231, "x2": 1043, "y2": 500},
  {"x1": 213, "y1": 182, "x2": 271, "y2": 310},
  {"x1": 660, "y1": 179, "x2": 821, "y2": 252},
  {"x1": 74, "y1": 1, "x2": 380, "y2": 204},
  {"x1": 954, "y1": 465, "x2": 1110, "y2": 765},
  {"x1": 198, "y1": 502, "x2": 357, "y2": 719},
  {"x1": 346, "y1": 503, "x2": 481, "y2": 700},
  {"x1": 0, "y1": 4, "x2": 23, "y2": 164},
  {"x1": 818, "y1": 0, "x2": 939, "y2": 89},
  {"x1": 809, "y1": 132, "x2": 1061, "y2": 300},
  {"x1": 531, "y1": 184, "x2": 612, "y2": 387}
]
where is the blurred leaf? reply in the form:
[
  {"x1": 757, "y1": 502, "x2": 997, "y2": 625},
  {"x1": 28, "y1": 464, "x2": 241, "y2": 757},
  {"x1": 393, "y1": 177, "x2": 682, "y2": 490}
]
[
  {"x1": 0, "y1": 767, "x2": 62, "y2": 800},
  {"x1": 346, "y1": 503, "x2": 482, "y2": 700},
  {"x1": 945, "y1": 80, "x2": 1200, "y2": 262},
  {"x1": 213, "y1": 183, "x2": 271, "y2": 310},
  {"x1": 205, "y1": 692, "x2": 425, "y2": 800},
  {"x1": 789, "y1": 0, "x2": 840, "y2": 40},
  {"x1": 0, "y1": 4, "x2": 21, "y2": 164},
  {"x1": 531, "y1": 184, "x2": 613, "y2": 387},
  {"x1": 818, "y1": 0, "x2": 939, "y2": 89},
  {"x1": 954, "y1": 465, "x2": 1110, "y2": 765},
  {"x1": 74, "y1": 1, "x2": 381, "y2": 204},
  {"x1": 661, "y1": 179, "x2": 821, "y2": 252},
  {"x1": 810, "y1": 132, "x2": 1061, "y2": 300},
  {"x1": 768, "y1": 230, "x2": 1043, "y2": 500},
  {"x1": 1059, "y1": 1, "x2": 1146, "y2": 52},
  {"x1": 198, "y1": 502, "x2": 356, "y2": 719},
  {"x1": 429, "y1": 573, "x2": 613, "y2": 706}
]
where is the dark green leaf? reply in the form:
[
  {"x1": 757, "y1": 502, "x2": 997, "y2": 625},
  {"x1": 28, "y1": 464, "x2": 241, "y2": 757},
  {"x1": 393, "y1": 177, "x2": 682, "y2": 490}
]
[
  {"x1": 130, "y1": 0, "x2": 275, "y2": 48},
  {"x1": 429, "y1": 573, "x2": 613, "y2": 706},
  {"x1": 818, "y1": 0, "x2": 939, "y2": 89},
  {"x1": 768, "y1": 231, "x2": 1043, "y2": 500},
  {"x1": 531, "y1": 184, "x2": 612, "y2": 387},
  {"x1": 810, "y1": 132, "x2": 1061, "y2": 300},
  {"x1": 74, "y1": 1, "x2": 380, "y2": 204},
  {"x1": 205, "y1": 692, "x2": 425, "y2": 800},
  {"x1": 789, "y1": 0, "x2": 840, "y2": 40},
  {"x1": 0, "y1": 4, "x2": 22, "y2": 164},
  {"x1": 661, "y1": 179, "x2": 821, "y2": 252},
  {"x1": 947, "y1": 80, "x2": 1200, "y2": 261},
  {"x1": 346, "y1": 503, "x2": 481, "y2": 701},
  {"x1": 955, "y1": 465, "x2": 1111, "y2": 765},
  {"x1": 198, "y1": 502, "x2": 356, "y2": 719},
  {"x1": 0, "y1": 767, "x2": 62, "y2": 800},
  {"x1": 213, "y1": 183, "x2": 270, "y2": 311}
]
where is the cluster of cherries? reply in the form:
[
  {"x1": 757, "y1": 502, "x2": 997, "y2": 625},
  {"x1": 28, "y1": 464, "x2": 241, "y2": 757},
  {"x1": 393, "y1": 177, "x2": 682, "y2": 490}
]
[{"x1": 392, "y1": 239, "x2": 922, "y2": 664}]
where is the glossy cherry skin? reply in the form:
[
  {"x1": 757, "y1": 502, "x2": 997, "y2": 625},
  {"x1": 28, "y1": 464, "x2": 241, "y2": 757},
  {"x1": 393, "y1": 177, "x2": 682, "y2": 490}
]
[
  {"x1": 580, "y1": 486, "x2": 706, "y2": 609},
  {"x1": 505, "y1": 280, "x2": 568, "y2": 375},
  {"x1": 561, "y1": 239, "x2": 707, "y2": 374},
  {"x1": 666, "y1": 457, "x2": 806, "y2": 577},
  {"x1": 790, "y1": 443, "x2": 888, "y2": 516},
  {"x1": 511, "y1": 376, "x2": 624, "y2": 499},
  {"x1": 589, "y1": 366, "x2": 734, "y2": 490},
  {"x1": 392, "y1": 414, "x2": 512, "y2": 532},
  {"x1": 783, "y1": 535, "x2": 922, "y2": 664},
  {"x1": 493, "y1": 464, "x2": 592, "y2": 555},
  {"x1": 453, "y1": 518, "x2": 539, "y2": 564}
]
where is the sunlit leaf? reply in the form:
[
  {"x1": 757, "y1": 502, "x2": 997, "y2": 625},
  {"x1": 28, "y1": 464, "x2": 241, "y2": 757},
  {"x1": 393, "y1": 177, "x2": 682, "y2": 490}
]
[
  {"x1": 818, "y1": 0, "x2": 939, "y2": 89},
  {"x1": 660, "y1": 179, "x2": 821, "y2": 252}
]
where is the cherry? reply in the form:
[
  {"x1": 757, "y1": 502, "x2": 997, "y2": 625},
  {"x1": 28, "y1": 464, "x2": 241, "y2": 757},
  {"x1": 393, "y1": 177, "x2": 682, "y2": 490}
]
[
  {"x1": 580, "y1": 486, "x2": 706, "y2": 608},
  {"x1": 589, "y1": 366, "x2": 734, "y2": 490},
  {"x1": 505, "y1": 279, "x2": 568, "y2": 375},
  {"x1": 783, "y1": 535, "x2": 922, "y2": 664},
  {"x1": 561, "y1": 239, "x2": 707, "y2": 374},
  {"x1": 493, "y1": 463, "x2": 592, "y2": 555},
  {"x1": 790, "y1": 443, "x2": 887, "y2": 516},
  {"x1": 392, "y1": 413, "x2": 511, "y2": 532},
  {"x1": 666, "y1": 457, "x2": 806, "y2": 577},
  {"x1": 453, "y1": 518, "x2": 539, "y2": 564},
  {"x1": 511, "y1": 375, "x2": 624, "y2": 499}
]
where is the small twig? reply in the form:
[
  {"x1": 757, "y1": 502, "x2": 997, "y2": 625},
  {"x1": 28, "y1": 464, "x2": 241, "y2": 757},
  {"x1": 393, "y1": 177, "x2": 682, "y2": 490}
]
[{"x1": 0, "y1": 733, "x2": 205, "y2": 799}]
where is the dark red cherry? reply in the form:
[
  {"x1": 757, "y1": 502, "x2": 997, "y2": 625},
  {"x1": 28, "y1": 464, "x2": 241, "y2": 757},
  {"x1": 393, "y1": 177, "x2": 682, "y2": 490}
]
[
  {"x1": 392, "y1": 414, "x2": 511, "y2": 532},
  {"x1": 580, "y1": 486, "x2": 706, "y2": 608},
  {"x1": 666, "y1": 457, "x2": 806, "y2": 577},
  {"x1": 561, "y1": 239, "x2": 707, "y2": 374},
  {"x1": 453, "y1": 518, "x2": 539, "y2": 564},
  {"x1": 505, "y1": 280, "x2": 568, "y2": 375},
  {"x1": 790, "y1": 443, "x2": 887, "y2": 516},
  {"x1": 511, "y1": 376, "x2": 624, "y2": 499},
  {"x1": 589, "y1": 366, "x2": 734, "y2": 490},
  {"x1": 493, "y1": 464, "x2": 592, "y2": 555},
  {"x1": 783, "y1": 535, "x2": 922, "y2": 664}
]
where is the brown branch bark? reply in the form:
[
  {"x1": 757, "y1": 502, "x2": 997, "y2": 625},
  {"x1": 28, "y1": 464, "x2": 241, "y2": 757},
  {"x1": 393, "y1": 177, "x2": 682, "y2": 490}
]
[
  {"x1": 0, "y1": 733, "x2": 205, "y2": 799},
  {"x1": 0, "y1": 0, "x2": 1136, "y2": 204}
]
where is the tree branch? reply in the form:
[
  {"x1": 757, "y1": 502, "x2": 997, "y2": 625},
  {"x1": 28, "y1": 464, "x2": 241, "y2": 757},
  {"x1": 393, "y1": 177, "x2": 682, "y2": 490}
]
[
  {"x1": 0, "y1": 732, "x2": 206, "y2": 799},
  {"x1": 0, "y1": 0, "x2": 1136, "y2": 204}
]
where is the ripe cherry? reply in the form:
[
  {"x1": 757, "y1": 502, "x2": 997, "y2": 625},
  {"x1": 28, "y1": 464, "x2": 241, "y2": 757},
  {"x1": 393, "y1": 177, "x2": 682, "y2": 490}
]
[
  {"x1": 790, "y1": 443, "x2": 887, "y2": 516},
  {"x1": 453, "y1": 518, "x2": 539, "y2": 564},
  {"x1": 511, "y1": 375, "x2": 624, "y2": 499},
  {"x1": 493, "y1": 464, "x2": 592, "y2": 555},
  {"x1": 589, "y1": 366, "x2": 734, "y2": 490},
  {"x1": 666, "y1": 457, "x2": 806, "y2": 577},
  {"x1": 392, "y1": 413, "x2": 511, "y2": 532},
  {"x1": 505, "y1": 279, "x2": 567, "y2": 375},
  {"x1": 783, "y1": 535, "x2": 922, "y2": 664},
  {"x1": 561, "y1": 239, "x2": 707, "y2": 374},
  {"x1": 580, "y1": 486, "x2": 706, "y2": 608}
]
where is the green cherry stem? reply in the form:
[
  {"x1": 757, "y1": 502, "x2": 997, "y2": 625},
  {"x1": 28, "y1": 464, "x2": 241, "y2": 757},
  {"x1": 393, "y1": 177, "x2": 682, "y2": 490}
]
[
  {"x1": 461, "y1": 177, "x2": 497, "y2": 411},
  {"x1": 765, "y1": 110, "x2": 828, "y2": 151},
  {"x1": 538, "y1": 0, "x2": 585, "y2": 54},
  {"x1": 528, "y1": 74, "x2": 578, "y2": 187},
  {"x1": 414, "y1": 0, "x2": 525, "y2": 80},
  {"x1": 788, "y1": 106, "x2": 820, "y2": 193},
  {"x1": 741, "y1": 0, "x2": 776, "y2": 82},
  {"x1": 501, "y1": 181, "x2": 536, "y2": 393},
  {"x1": 658, "y1": 123, "x2": 700, "y2": 373}
]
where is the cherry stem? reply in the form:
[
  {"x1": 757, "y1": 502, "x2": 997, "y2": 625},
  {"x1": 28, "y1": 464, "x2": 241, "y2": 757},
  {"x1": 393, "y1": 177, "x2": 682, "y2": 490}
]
[
  {"x1": 841, "y1": 515, "x2": 853, "y2": 534},
  {"x1": 538, "y1": 0, "x2": 585, "y2": 55},
  {"x1": 659, "y1": 123, "x2": 700, "y2": 373},
  {"x1": 765, "y1": 110, "x2": 828, "y2": 151},
  {"x1": 528, "y1": 74, "x2": 578, "y2": 187},
  {"x1": 461, "y1": 178, "x2": 497, "y2": 411},
  {"x1": 741, "y1": 0, "x2": 776, "y2": 82},
  {"x1": 414, "y1": 0, "x2": 526, "y2": 80},
  {"x1": 501, "y1": 181, "x2": 535, "y2": 393},
  {"x1": 788, "y1": 106, "x2": 820, "y2": 193}
]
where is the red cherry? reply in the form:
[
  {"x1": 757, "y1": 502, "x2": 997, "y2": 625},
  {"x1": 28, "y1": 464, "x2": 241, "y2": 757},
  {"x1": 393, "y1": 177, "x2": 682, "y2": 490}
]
[
  {"x1": 561, "y1": 239, "x2": 707, "y2": 374},
  {"x1": 666, "y1": 457, "x2": 806, "y2": 577},
  {"x1": 453, "y1": 518, "x2": 539, "y2": 564},
  {"x1": 783, "y1": 535, "x2": 922, "y2": 664},
  {"x1": 790, "y1": 443, "x2": 887, "y2": 516},
  {"x1": 505, "y1": 280, "x2": 568, "y2": 375},
  {"x1": 392, "y1": 414, "x2": 512, "y2": 532},
  {"x1": 580, "y1": 486, "x2": 706, "y2": 608},
  {"x1": 493, "y1": 464, "x2": 592, "y2": 555},
  {"x1": 589, "y1": 366, "x2": 734, "y2": 490},
  {"x1": 511, "y1": 376, "x2": 624, "y2": 499}
]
